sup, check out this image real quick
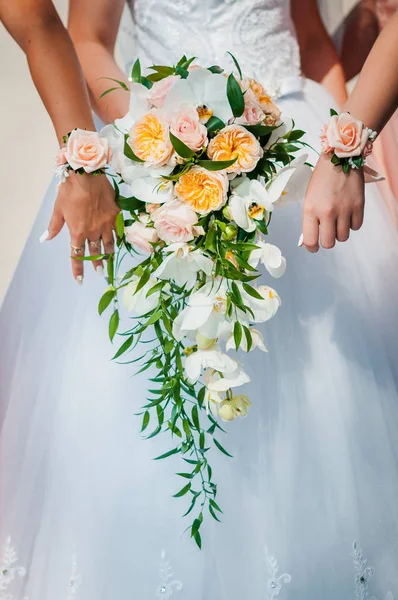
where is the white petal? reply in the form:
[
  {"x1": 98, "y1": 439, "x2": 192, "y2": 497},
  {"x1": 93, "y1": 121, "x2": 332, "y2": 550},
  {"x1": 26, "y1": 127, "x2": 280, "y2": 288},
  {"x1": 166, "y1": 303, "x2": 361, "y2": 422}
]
[
  {"x1": 266, "y1": 256, "x2": 286, "y2": 278},
  {"x1": 192, "y1": 253, "x2": 214, "y2": 276},
  {"x1": 181, "y1": 303, "x2": 214, "y2": 331},
  {"x1": 133, "y1": 176, "x2": 174, "y2": 204},
  {"x1": 261, "y1": 243, "x2": 282, "y2": 269},
  {"x1": 185, "y1": 352, "x2": 203, "y2": 383},
  {"x1": 229, "y1": 195, "x2": 256, "y2": 232},
  {"x1": 114, "y1": 113, "x2": 134, "y2": 133},
  {"x1": 129, "y1": 82, "x2": 151, "y2": 121},
  {"x1": 266, "y1": 116, "x2": 294, "y2": 148},
  {"x1": 164, "y1": 79, "x2": 196, "y2": 113},
  {"x1": 249, "y1": 179, "x2": 274, "y2": 212}
]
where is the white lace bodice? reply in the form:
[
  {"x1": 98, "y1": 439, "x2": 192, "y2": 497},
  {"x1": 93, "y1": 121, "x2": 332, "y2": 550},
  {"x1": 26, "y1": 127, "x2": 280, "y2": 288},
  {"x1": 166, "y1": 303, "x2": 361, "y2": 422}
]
[{"x1": 126, "y1": 0, "x2": 301, "y2": 90}]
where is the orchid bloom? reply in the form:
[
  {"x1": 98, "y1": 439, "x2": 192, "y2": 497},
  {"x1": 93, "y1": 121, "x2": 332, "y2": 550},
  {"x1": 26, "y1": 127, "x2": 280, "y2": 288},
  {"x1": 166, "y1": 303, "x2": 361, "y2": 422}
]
[
  {"x1": 226, "y1": 327, "x2": 268, "y2": 353},
  {"x1": 123, "y1": 276, "x2": 161, "y2": 316},
  {"x1": 164, "y1": 68, "x2": 232, "y2": 123},
  {"x1": 249, "y1": 241, "x2": 286, "y2": 278},
  {"x1": 184, "y1": 344, "x2": 238, "y2": 384},
  {"x1": 229, "y1": 178, "x2": 274, "y2": 232},
  {"x1": 154, "y1": 243, "x2": 214, "y2": 289}
]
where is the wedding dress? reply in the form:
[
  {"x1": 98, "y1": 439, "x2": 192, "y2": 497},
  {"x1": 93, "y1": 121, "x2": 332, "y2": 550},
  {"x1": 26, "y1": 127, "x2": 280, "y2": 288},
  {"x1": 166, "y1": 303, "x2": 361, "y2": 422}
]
[{"x1": 2, "y1": 1, "x2": 398, "y2": 598}]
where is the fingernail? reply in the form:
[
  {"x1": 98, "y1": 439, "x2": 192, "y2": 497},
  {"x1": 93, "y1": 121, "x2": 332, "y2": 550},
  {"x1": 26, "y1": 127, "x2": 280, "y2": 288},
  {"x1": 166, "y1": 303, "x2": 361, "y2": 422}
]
[
  {"x1": 298, "y1": 233, "x2": 304, "y2": 247},
  {"x1": 96, "y1": 266, "x2": 105, "y2": 277},
  {"x1": 76, "y1": 276, "x2": 83, "y2": 286},
  {"x1": 39, "y1": 230, "x2": 49, "y2": 244}
]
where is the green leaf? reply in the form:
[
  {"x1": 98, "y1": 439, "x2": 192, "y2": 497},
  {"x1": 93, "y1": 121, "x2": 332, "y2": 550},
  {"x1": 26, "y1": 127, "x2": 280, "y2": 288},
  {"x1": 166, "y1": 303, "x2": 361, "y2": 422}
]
[
  {"x1": 117, "y1": 195, "x2": 145, "y2": 212},
  {"x1": 233, "y1": 321, "x2": 243, "y2": 351},
  {"x1": 209, "y1": 499, "x2": 223, "y2": 513},
  {"x1": 191, "y1": 405, "x2": 200, "y2": 431},
  {"x1": 331, "y1": 153, "x2": 341, "y2": 166},
  {"x1": 227, "y1": 73, "x2": 245, "y2": 118},
  {"x1": 115, "y1": 212, "x2": 125, "y2": 239},
  {"x1": 140, "y1": 76, "x2": 153, "y2": 90},
  {"x1": 98, "y1": 289, "x2": 116, "y2": 315},
  {"x1": 182, "y1": 498, "x2": 197, "y2": 517},
  {"x1": 183, "y1": 419, "x2": 192, "y2": 438},
  {"x1": 175, "y1": 65, "x2": 189, "y2": 79},
  {"x1": 112, "y1": 335, "x2": 134, "y2": 359},
  {"x1": 227, "y1": 51, "x2": 242, "y2": 80},
  {"x1": 169, "y1": 132, "x2": 196, "y2": 159},
  {"x1": 231, "y1": 281, "x2": 243, "y2": 306},
  {"x1": 208, "y1": 65, "x2": 224, "y2": 74},
  {"x1": 242, "y1": 283, "x2": 264, "y2": 300},
  {"x1": 209, "y1": 506, "x2": 222, "y2": 522},
  {"x1": 147, "y1": 310, "x2": 163, "y2": 325},
  {"x1": 194, "y1": 531, "x2": 202, "y2": 549},
  {"x1": 173, "y1": 482, "x2": 191, "y2": 497},
  {"x1": 199, "y1": 431, "x2": 205, "y2": 449},
  {"x1": 135, "y1": 268, "x2": 151, "y2": 294},
  {"x1": 141, "y1": 411, "x2": 150, "y2": 432},
  {"x1": 130, "y1": 59, "x2": 141, "y2": 83},
  {"x1": 149, "y1": 64, "x2": 175, "y2": 75},
  {"x1": 214, "y1": 438, "x2": 233, "y2": 458},
  {"x1": 154, "y1": 447, "x2": 180, "y2": 460},
  {"x1": 99, "y1": 87, "x2": 120, "y2": 99},
  {"x1": 287, "y1": 129, "x2": 305, "y2": 141},
  {"x1": 243, "y1": 325, "x2": 253, "y2": 352},
  {"x1": 98, "y1": 76, "x2": 129, "y2": 91},
  {"x1": 197, "y1": 158, "x2": 237, "y2": 171},
  {"x1": 198, "y1": 386, "x2": 206, "y2": 407},
  {"x1": 107, "y1": 254, "x2": 115, "y2": 286},
  {"x1": 146, "y1": 281, "x2": 164, "y2": 298},
  {"x1": 191, "y1": 518, "x2": 202, "y2": 537},
  {"x1": 244, "y1": 124, "x2": 275, "y2": 137},
  {"x1": 330, "y1": 108, "x2": 338, "y2": 117},
  {"x1": 109, "y1": 309, "x2": 120, "y2": 342},
  {"x1": 124, "y1": 136, "x2": 144, "y2": 162},
  {"x1": 206, "y1": 116, "x2": 225, "y2": 134}
]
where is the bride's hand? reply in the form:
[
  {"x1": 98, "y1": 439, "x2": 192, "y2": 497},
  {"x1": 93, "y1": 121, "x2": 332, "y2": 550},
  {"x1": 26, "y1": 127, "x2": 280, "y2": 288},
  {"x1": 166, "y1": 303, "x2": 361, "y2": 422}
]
[
  {"x1": 44, "y1": 173, "x2": 120, "y2": 283},
  {"x1": 301, "y1": 153, "x2": 365, "y2": 253}
]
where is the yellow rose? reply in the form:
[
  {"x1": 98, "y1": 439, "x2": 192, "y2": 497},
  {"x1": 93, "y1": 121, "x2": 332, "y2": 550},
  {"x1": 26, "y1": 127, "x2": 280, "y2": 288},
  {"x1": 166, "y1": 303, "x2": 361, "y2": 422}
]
[
  {"x1": 244, "y1": 78, "x2": 281, "y2": 124},
  {"x1": 175, "y1": 166, "x2": 228, "y2": 215},
  {"x1": 128, "y1": 110, "x2": 173, "y2": 167},
  {"x1": 207, "y1": 125, "x2": 263, "y2": 174}
]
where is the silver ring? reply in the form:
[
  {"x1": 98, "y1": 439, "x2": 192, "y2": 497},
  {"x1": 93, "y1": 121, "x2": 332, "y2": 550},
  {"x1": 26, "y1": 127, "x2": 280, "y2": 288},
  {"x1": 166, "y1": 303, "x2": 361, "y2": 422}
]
[
  {"x1": 88, "y1": 239, "x2": 102, "y2": 249},
  {"x1": 70, "y1": 245, "x2": 85, "y2": 256}
]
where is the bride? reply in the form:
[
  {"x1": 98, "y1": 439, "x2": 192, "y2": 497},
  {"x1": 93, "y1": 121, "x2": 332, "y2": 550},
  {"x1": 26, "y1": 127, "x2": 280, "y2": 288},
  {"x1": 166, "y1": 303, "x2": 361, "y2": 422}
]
[{"x1": 2, "y1": 0, "x2": 398, "y2": 597}]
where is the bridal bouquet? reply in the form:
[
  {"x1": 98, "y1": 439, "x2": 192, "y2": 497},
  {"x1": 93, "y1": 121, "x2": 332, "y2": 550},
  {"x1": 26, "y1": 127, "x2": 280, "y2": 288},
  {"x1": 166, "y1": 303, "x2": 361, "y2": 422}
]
[{"x1": 97, "y1": 55, "x2": 310, "y2": 546}]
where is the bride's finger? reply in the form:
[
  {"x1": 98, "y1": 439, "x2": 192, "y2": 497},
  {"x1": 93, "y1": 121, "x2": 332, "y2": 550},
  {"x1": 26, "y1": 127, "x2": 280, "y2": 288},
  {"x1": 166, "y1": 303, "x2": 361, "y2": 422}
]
[
  {"x1": 102, "y1": 229, "x2": 115, "y2": 256},
  {"x1": 70, "y1": 235, "x2": 86, "y2": 285},
  {"x1": 336, "y1": 216, "x2": 351, "y2": 243},
  {"x1": 320, "y1": 217, "x2": 337, "y2": 249},
  {"x1": 302, "y1": 214, "x2": 320, "y2": 253},
  {"x1": 88, "y1": 235, "x2": 104, "y2": 276}
]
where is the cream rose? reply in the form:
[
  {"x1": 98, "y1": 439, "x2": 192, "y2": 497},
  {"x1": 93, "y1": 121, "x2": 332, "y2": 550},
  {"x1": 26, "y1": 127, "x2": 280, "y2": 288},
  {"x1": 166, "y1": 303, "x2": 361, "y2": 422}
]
[
  {"x1": 147, "y1": 75, "x2": 179, "y2": 108},
  {"x1": 65, "y1": 129, "x2": 111, "y2": 173},
  {"x1": 207, "y1": 125, "x2": 263, "y2": 174},
  {"x1": 326, "y1": 112, "x2": 369, "y2": 158},
  {"x1": 129, "y1": 110, "x2": 174, "y2": 167},
  {"x1": 125, "y1": 221, "x2": 159, "y2": 254},
  {"x1": 175, "y1": 166, "x2": 228, "y2": 214},
  {"x1": 170, "y1": 105, "x2": 208, "y2": 152},
  {"x1": 152, "y1": 200, "x2": 200, "y2": 244},
  {"x1": 236, "y1": 89, "x2": 265, "y2": 126}
]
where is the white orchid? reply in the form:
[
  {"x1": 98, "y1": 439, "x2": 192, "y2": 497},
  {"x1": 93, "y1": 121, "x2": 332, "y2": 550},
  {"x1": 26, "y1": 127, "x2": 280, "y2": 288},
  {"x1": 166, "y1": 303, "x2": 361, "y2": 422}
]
[
  {"x1": 218, "y1": 394, "x2": 252, "y2": 421},
  {"x1": 206, "y1": 364, "x2": 250, "y2": 393},
  {"x1": 114, "y1": 82, "x2": 152, "y2": 133},
  {"x1": 240, "y1": 284, "x2": 281, "y2": 324},
  {"x1": 229, "y1": 178, "x2": 274, "y2": 232},
  {"x1": 226, "y1": 327, "x2": 268, "y2": 353},
  {"x1": 265, "y1": 116, "x2": 294, "y2": 149},
  {"x1": 249, "y1": 240, "x2": 286, "y2": 278},
  {"x1": 154, "y1": 243, "x2": 214, "y2": 290},
  {"x1": 172, "y1": 279, "x2": 230, "y2": 341},
  {"x1": 123, "y1": 276, "x2": 160, "y2": 316},
  {"x1": 184, "y1": 345, "x2": 238, "y2": 384},
  {"x1": 266, "y1": 154, "x2": 312, "y2": 206},
  {"x1": 164, "y1": 68, "x2": 232, "y2": 123}
]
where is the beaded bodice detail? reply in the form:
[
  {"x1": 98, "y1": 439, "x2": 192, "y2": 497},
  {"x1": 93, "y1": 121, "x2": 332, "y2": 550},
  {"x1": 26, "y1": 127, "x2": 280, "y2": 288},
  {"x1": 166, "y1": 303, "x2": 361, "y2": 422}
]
[{"x1": 126, "y1": 0, "x2": 301, "y2": 88}]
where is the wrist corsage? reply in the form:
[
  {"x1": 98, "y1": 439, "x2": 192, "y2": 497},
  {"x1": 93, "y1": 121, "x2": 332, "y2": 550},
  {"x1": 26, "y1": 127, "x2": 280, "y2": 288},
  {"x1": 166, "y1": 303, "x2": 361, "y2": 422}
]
[
  {"x1": 55, "y1": 128, "x2": 112, "y2": 184},
  {"x1": 321, "y1": 110, "x2": 378, "y2": 173}
]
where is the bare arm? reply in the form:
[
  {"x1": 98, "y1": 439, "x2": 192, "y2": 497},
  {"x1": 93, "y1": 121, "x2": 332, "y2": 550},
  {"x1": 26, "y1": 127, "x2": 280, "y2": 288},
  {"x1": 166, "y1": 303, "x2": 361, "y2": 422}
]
[
  {"x1": 291, "y1": 0, "x2": 348, "y2": 107},
  {"x1": 68, "y1": 0, "x2": 129, "y2": 124},
  {"x1": 302, "y1": 13, "x2": 398, "y2": 254},
  {"x1": 0, "y1": 0, "x2": 95, "y2": 144},
  {"x1": 0, "y1": 0, "x2": 119, "y2": 282},
  {"x1": 341, "y1": 0, "x2": 379, "y2": 81}
]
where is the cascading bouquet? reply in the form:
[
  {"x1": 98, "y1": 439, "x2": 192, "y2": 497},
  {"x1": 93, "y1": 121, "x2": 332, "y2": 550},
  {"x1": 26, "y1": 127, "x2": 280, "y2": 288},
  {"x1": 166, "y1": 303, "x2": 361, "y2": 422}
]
[{"x1": 98, "y1": 55, "x2": 311, "y2": 547}]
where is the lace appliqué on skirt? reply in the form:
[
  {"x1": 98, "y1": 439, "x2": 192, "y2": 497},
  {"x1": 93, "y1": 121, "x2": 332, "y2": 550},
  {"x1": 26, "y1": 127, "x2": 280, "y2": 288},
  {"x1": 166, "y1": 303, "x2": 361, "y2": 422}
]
[
  {"x1": 352, "y1": 542, "x2": 393, "y2": 600},
  {"x1": 156, "y1": 551, "x2": 183, "y2": 599}
]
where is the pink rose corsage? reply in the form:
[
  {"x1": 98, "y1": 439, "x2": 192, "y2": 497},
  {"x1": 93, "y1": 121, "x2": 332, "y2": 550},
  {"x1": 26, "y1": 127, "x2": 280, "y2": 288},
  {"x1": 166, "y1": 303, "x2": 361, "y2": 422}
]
[
  {"x1": 55, "y1": 128, "x2": 112, "y2": 184},
  {"x1": 321, "y1": 110, "x2": 378, "y2": 173}
]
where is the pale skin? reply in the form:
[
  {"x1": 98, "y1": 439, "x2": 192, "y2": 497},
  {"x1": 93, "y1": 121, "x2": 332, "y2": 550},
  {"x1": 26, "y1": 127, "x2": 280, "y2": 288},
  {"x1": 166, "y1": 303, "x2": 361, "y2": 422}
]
[
  {"x1": 302, "y1": 12, "x2": 398, "y2": 252},
  {"x1": 0, "y1": 0, "x2": 119, "y2": 282}
]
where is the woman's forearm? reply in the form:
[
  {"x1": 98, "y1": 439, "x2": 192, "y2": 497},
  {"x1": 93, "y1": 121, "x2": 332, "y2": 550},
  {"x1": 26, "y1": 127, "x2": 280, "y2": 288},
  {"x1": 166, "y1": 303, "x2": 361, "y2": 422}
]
[
  {"x1": 1, "y1": 0, "x2": 95, "y2": 144},
  {"x1": 343, "y1": 12, "x2": 398, "y2": 132},
  {"x1": 70, "y1": 40, "x2": 130, "y2": 124},
  {"x1": 68, "y1": 0, "x2": 129, "y2": 124}
]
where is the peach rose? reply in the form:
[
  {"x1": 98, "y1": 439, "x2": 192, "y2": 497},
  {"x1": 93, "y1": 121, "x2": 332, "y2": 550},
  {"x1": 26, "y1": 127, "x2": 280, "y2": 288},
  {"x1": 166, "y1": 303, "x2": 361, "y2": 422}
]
[
  {"x1": 56, "y1": 149, "x2": 67, "y2": 166},
  {"x1": 207, "y1": 125, "x2": 263, "y2": 174},
  {"x1": 129, "y1": 110, "x2": 174, "y2": 167},
  {"x1": 152, "y1": 200, "x2": 200, "y2": 244},
  {"x1": 326, "y1": 112, "x2": 369, "y2": 158},
  {"x1": 65, "y1": 129, "x2": 111, "y2": 173},
  {"x1": 320, "y1": 125, "x2": 333, "y2": 154},
  {"x1": 243, "y1": 78, "x2": 281, "y2": 124},
  {"x1": 147, "y1": 75, "x2": 179, "y2": 109},
  {"x1": 236, "y1": 89, "x2": 265, "y2": 126},
  {"x1": 125, "y1": 221, "x2": 159, "y2": 254},
  {"x1": 170, "y1": 105, "x2": 208, "y2": 152},
  {"x1": 175, "y1": 166, "x2": 228, "y2": 214}
]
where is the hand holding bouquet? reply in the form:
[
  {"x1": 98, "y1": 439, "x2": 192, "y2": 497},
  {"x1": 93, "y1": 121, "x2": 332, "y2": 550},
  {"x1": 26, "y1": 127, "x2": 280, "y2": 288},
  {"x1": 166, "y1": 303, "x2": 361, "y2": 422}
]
[{"x1": 95, "y1": 55, "x2": 311, "y2": 546}]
